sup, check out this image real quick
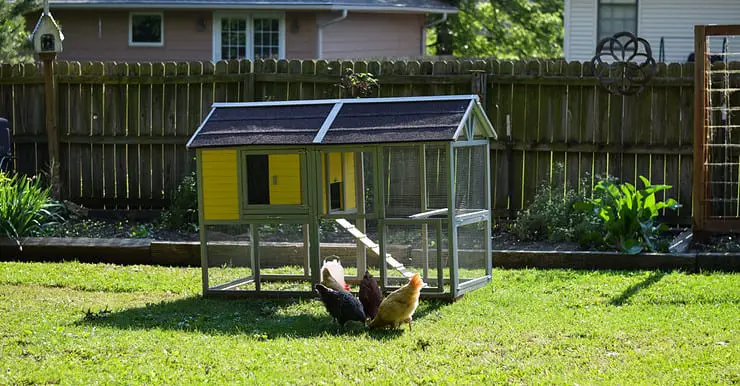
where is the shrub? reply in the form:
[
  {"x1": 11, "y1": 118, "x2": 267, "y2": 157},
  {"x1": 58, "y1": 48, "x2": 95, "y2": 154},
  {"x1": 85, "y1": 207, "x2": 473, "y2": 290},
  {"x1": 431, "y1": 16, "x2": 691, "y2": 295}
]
[
  {"x1": 513, "y1": 166, "x2": 602, "y2": 247},
  {"x1": 0, "y1": 171, "x2": 63, "y2": 245},
  {"x1": 159, "y1": 171, "x2": 198, "y2": 232},
  {"x1": 575, "y1": 176, "x2": 680, "y2": 254}
]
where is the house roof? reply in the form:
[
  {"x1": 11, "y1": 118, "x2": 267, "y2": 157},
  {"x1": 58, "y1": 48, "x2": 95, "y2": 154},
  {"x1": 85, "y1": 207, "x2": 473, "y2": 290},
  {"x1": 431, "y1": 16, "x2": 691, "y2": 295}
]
[
  {"x1": 48, "y1": 0, "x2": 458, "y2": 13},
  {"x1": 186, "y1": 95, "x2": 496, "y2": 149}
]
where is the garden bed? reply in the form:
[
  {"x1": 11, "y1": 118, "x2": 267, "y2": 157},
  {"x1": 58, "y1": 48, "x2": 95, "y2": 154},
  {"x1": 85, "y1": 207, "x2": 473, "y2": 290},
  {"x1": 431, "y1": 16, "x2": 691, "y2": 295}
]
[{"x1": 3, "y1": 236, "x2": 739, "y2": 272}]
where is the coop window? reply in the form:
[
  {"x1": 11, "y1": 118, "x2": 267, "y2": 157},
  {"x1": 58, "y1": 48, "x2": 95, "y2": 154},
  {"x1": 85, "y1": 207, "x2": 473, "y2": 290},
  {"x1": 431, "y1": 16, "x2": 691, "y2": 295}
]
[
  {"x1": 213, "y1": 12, "x2": 285, "y2": 61},
  {"x1": 246, "y1": 155, "x2": 270, "y2": 205},
  {"x1": 597, "y1": 0, "x2": 637, "y2": 42},
  {"x1": 243, "y1": 152, "x2": 304, "y2": 209},
  {"x1": 329, "y1": 182, "x2": 343, "y2": 211},
  {"x1": 129, "y1": 12, "x2": 163, "y2": 46}
]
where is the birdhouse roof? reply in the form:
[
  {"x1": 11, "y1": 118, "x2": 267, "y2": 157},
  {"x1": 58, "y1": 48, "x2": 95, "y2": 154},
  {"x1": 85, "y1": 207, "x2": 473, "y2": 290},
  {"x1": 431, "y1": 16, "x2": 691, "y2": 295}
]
[
  {"x1": 186, "y1": 95, "x2": 496, "y2": 149},
  {"x1": 31, "y1": 13, "x2": 64, "y2": 41}
]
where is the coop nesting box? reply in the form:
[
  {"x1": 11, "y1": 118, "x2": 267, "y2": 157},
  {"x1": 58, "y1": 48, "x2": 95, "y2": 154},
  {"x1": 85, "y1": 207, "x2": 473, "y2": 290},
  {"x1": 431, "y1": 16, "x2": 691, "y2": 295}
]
[{"x1": 186, "y1": 95, "x2": 497, "y2": 300}]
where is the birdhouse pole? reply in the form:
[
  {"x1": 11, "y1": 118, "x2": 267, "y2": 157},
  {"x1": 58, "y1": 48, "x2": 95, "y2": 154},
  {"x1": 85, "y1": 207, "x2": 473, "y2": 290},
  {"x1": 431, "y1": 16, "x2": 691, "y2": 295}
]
[{"x1": 39, "y1": 0, "x2": 61, "y2": 198}]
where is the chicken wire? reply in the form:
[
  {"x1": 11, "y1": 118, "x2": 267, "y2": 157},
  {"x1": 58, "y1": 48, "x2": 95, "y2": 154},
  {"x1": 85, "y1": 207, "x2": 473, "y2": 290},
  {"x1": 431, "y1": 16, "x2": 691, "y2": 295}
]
[
  {"x1": 426, "y1": 144, "x2": 449, "y2": 210},
  {"x1": 454, "y1": 145, "x2": 488, "y2": 212},
  {"x1": 383, "y1": 146, "x2": 423, "y2": 217},
  {"x1": 383, "y1": 222, "x2": 447, "y2": 289},
  {"x1": 705, "y1": 35, "x2": 740, "y2": 218},
  {"x1": 455, "y1": 221, "x2": 489, "y2": 285},
  {"x1": 204, "y1": 224, "x2": 253, "y2": 290}
]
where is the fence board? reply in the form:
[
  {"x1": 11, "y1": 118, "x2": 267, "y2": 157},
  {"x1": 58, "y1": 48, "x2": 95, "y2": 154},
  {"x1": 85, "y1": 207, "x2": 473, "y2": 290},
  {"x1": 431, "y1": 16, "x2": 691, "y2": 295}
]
[{"x1": 0, "y1": 58, "x2": 699, "y2": 224}]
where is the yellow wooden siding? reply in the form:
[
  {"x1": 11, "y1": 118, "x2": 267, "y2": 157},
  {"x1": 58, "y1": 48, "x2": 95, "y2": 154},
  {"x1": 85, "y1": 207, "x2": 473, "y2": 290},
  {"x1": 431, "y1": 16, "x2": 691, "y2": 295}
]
[
  {"x1": 344, "y1": 152, "x2": 356, "y2": 210},
  {"x1": 328, "y1": 152, "x2": 343, "y2": 183},
  {"x1": 201, "y1": 149, "x2": 239, "y2": 220},
  {"x1": 321, "y1": 156, "x2": 327, "y2": 213},
  {"x1": 268, "y1": 154, "x2": 302, "y2": 204}
]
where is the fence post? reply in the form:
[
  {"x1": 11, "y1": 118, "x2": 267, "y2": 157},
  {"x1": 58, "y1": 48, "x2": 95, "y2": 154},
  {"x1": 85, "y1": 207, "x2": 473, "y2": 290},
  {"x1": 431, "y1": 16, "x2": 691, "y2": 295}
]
[
  {"x1": 470, "y1": 69, "x2": 487, "y2": 108},
  {"x1": 40, "y1": 52, "x2": 61, "y2": 199}
]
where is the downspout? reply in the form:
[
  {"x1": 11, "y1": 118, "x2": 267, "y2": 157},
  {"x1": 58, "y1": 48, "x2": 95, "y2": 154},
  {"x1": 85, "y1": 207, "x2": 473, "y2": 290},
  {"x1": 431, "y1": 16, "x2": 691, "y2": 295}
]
[
  {"x1": 317, "y1": 10, "x2": 348, "y2": 59},
  {"x1": 422, "y1": 13, "x2": 448, "y2": 56}
]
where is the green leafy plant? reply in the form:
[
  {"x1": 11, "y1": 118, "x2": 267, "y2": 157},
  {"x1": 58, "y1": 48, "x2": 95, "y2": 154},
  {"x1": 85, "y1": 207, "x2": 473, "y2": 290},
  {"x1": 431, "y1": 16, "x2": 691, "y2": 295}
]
[
  {"x1": 576, "y1": 176, "x2": 680, "y2": 254},
  {"x1": 129, "y1": 224, "x2": 152, "y2": 239},
  {"x1": 0, "y1": 171, "x2": 64, "y2": 246},
  {"x1": 159, "y1": 171, "x2": 198, "y2": 232},
  {"x1": 338, "y1": 69, "x2": 378, "y2": 98}
]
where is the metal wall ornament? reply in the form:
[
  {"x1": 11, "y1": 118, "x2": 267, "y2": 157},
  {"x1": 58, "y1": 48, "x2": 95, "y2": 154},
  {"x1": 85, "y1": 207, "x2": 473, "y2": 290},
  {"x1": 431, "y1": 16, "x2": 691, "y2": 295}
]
[{"x1": 591, "y1": 31, "x2": 657, "y2": 96}]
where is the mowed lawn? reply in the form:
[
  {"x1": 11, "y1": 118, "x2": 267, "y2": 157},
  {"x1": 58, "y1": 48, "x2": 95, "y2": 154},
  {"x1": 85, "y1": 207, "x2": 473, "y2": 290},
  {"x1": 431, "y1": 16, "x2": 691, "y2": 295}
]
[{"x1": 0, "y1": 262, "x2": 738, "y2": 385}]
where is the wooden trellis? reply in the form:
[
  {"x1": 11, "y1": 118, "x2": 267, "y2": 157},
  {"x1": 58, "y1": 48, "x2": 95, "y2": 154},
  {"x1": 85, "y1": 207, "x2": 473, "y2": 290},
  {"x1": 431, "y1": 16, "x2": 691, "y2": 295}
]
[{"x1": 694, "y1": 24, "x2": 740, "y2": 232}]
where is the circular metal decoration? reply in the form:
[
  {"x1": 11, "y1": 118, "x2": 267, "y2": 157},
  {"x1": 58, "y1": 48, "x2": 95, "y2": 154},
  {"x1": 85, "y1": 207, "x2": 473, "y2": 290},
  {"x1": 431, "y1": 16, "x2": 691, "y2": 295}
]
[{"x1": 591, "y1": 31, "x2": 657, "y2": 96}]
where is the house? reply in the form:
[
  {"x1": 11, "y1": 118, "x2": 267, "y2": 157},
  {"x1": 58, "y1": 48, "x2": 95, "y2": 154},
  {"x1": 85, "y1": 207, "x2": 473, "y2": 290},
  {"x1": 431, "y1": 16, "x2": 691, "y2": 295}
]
[
  {"x1": 564, "y1": 0, "x2": 740, "y2": 63},
  {"x1": 29, "y1": 0, "x2": 456, "y2": 62}
]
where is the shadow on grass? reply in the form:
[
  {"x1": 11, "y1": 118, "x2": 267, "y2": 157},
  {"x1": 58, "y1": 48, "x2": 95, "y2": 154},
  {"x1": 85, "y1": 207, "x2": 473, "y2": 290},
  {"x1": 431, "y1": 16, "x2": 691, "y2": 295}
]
[
  {"x1": 76, "y1": 296, "x2": 447, "y2": 340},
  {"x1": 609, "y1": 271, "x2": 666, "y2": 306}
]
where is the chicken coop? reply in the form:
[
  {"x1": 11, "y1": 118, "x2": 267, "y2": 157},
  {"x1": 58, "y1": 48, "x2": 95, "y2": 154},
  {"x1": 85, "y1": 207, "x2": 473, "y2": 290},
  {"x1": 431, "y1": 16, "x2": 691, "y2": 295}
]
[
  {"x1": 186, "y1": 95, "x2": 496, "y2": 300},
  {"x1": 694, "y1": 25, "x2": 740, "y2": 232}
]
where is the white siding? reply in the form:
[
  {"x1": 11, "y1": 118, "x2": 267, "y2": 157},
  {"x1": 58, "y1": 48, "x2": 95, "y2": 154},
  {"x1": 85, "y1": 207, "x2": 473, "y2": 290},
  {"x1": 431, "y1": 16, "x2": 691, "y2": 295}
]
[
  {"x1": 640, "y1": 0, "x2": 740, "y2": 63},
  {"x1": 566, "y1": 0, "x2": 597, "y2": 62},
  {"x1": 565, "y1": 0, "x2": 740, "y2": 63}
]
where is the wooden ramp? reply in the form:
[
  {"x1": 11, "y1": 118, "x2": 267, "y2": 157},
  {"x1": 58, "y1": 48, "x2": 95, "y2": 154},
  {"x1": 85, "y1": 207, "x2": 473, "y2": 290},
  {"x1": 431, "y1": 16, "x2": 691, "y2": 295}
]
[{"x1": 334, "y1": 219, "x2": 414, "y2": 278}]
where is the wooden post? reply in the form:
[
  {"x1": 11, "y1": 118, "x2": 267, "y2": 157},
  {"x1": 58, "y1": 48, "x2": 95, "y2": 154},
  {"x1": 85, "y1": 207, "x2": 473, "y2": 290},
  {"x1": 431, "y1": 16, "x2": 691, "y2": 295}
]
[
  {"x1": 693, "y1": 25, "x2": 707, "y2": 232},
  {"x1": 40, "y1": 52, "x2": 60, "y2": 199},
  {"x1": 470, "y1": 70, "x2": 487, "y2": 109}
]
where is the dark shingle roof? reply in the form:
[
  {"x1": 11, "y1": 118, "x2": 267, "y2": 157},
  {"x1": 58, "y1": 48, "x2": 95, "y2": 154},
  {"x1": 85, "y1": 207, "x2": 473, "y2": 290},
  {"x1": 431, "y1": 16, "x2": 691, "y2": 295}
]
[
  {"x1": 188, "y1": 104, "x2": 333, "y2": 148},
  {"x1": 49, "y1": 0, "x2": 457, "y2": 13},
  {"x1": 321, "y1": 100, "x2": 468, "y2": 144},
  {"x1": 187, "y1": 95, "x2": 495, "y2": 148}
]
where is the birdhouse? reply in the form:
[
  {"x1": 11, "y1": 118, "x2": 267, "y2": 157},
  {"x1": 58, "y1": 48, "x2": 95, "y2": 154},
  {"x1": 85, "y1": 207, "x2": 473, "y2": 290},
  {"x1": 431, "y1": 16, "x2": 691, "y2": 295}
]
[{"x1": 31, "y1": 12, "x2": 64, "y2": 54}]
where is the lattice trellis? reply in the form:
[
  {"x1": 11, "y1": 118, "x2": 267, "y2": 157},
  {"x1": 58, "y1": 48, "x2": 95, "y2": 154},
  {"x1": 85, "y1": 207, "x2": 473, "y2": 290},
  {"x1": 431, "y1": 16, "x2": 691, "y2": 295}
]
[{"x1": 694, "y1": 25, "x2": 740, "y2": 232}]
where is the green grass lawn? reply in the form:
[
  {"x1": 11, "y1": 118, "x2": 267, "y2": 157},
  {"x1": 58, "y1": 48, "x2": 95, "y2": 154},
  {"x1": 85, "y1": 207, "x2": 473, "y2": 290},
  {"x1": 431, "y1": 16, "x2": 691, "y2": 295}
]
[{"x1": 1, "y1": 262, "x2": 738, "y2": 385}]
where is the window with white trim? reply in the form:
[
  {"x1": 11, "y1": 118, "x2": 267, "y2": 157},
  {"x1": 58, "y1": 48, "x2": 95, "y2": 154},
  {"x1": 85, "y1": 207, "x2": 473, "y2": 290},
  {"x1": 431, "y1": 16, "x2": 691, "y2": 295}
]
[
  {"x1": 213, "y1": 13, "x2": 285, "y2": 61},
  {"x1": 597, "y1": 0, "x2": 637, "y2": 41},
  {"x1": 129, "y1": 12, "x2": 163, "y2": 46}
]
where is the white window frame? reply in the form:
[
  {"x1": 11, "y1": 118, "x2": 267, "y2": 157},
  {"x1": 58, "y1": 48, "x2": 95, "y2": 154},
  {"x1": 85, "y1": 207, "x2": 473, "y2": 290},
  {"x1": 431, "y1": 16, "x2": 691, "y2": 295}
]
[
  {"x1": 596, "y1": 0, "x2": 638, "y2": 42},
  {"x1": 129, "y1": 12, "x2": 164, "y2": 47},
  {"x1": 212, "y1": 12, "x2": 286, "y2": 62}
]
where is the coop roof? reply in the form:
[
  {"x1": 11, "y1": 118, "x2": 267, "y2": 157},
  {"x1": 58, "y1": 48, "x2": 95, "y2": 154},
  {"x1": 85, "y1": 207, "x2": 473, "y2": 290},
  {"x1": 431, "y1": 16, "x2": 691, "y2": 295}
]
[{"x1": 186, "y1": 95, "x2": 496, "y2": 149}]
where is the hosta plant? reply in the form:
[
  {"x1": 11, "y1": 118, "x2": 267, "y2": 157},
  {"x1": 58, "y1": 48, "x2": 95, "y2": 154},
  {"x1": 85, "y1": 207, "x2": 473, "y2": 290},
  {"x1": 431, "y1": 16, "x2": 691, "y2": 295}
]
[{"x1": 576, "y1": 176, "x2": 680, "y2": 254}]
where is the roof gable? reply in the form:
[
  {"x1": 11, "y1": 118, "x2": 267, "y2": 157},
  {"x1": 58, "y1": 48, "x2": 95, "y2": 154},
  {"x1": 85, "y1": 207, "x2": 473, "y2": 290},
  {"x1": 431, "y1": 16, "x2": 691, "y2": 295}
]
[{"x1": 187, "y1": 95, "x2": 496, "y2": 149}]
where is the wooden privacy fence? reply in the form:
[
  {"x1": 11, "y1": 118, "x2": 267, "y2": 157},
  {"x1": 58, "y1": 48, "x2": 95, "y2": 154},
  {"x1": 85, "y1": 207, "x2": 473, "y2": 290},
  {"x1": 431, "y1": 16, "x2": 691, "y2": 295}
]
[{"x1": 0, "y1": 59, "x2": 695, "y2": 223}]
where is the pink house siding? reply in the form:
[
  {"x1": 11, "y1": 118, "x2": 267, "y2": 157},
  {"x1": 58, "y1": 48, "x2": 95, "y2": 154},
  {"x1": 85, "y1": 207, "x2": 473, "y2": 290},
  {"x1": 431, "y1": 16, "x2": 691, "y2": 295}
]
[
  {"x1": 319, "y1": 13, "x2": 425, "y2": 59},
  {"x1": 29, "y1": 10, "x2": 426, "y2": 62},
  {"x1": 32, "y1": 10, "x2": 213, "y2": 62},
  {"x1": 285, "y1": 12, "x2": 318, "y2": 59}
]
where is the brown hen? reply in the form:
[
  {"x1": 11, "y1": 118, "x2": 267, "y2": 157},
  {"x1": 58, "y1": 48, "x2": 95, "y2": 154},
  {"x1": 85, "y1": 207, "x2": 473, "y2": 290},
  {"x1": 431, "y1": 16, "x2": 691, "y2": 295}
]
[{"x1": 359, "y1": 271, "x2": 383, "y2": 320}]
